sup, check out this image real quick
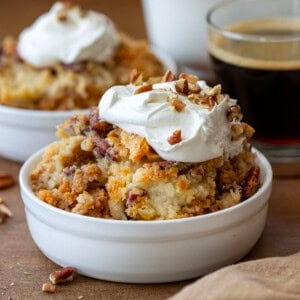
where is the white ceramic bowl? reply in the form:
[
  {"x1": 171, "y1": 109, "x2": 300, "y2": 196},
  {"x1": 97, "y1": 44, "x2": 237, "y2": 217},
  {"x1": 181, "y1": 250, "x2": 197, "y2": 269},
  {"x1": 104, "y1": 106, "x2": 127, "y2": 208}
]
[
  {"x1": 0, "y1": 48, "x2": 177, "y2": 163},
  {"x1": 19, "y1": 148, "x2": 272, "y2": 283},
  {"x1": 0, "y1": 107, "x2": 86, "y2": 163}
]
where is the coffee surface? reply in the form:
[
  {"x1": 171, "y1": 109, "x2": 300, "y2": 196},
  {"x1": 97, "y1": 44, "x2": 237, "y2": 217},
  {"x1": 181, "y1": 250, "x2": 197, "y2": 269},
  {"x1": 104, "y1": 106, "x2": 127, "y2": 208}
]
[
  {"x1": 209, "y1": 19, "x2": 300, "y2": 70},
  {"x1": 209, "y1": 19, "x2": 300, "y2": 142}
]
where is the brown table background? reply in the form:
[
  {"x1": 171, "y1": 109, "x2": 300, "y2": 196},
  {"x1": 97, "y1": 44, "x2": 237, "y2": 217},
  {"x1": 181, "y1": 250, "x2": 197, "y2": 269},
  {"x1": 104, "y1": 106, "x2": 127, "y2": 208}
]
[
  {"x1": 0, "y1": 0, "x2": 146, "y2": 41},
  {"x1": 0, "y1": 1, "x2": 300, "y2": 299}
]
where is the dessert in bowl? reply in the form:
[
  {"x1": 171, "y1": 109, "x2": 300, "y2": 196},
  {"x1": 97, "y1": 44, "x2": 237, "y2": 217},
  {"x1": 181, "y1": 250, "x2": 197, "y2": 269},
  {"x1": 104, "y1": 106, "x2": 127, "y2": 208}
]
[
  {"x1": 0, "y1": 2, "x2": 176, "y2": 162},
  {"x1": 19, "y1": 72, "x2": 272, "y2": 283}
]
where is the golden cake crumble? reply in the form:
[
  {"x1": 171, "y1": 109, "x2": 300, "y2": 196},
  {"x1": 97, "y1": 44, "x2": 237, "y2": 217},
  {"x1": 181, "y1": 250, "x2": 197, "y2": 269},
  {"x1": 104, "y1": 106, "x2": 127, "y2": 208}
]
[{"x1": 30, "y1": 72, "x2": 260, "y2": 220}]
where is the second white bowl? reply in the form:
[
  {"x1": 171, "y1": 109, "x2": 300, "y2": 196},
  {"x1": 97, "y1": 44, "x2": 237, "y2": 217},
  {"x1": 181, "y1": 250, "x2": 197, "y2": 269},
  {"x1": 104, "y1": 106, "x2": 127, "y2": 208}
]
[
  {"x1": 0, "y1": 106, "x2": 85, "y2": 162},
  {"x1": 0, "y1": 47, "x2": 177, "y2": 162}
]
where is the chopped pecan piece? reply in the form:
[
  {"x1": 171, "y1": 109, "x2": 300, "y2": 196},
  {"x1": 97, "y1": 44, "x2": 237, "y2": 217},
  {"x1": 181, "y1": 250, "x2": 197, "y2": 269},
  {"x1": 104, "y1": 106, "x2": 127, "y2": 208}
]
[
  {"x1": 242, "y1": 123, "x2": 255, "y2": 138},
  {"x1": 126, "y1": 188, "x2": 146, "y2": 207},
  {"x1": 188, "y1": 166, "x2": 204, "y2": 180},
  {"x1": 199, "y1": 96, "x2": 216, "y2": 110},
  {"x1": 144, "y1": 161, "x2": 172, "y2": 169},
  {"x1": 206, "y1": 84, "x2": 222, "y2": 96},
  {"x1": 134, "y1": 83, "x2": 153, "y2": 94},
  {"x1": 167, "y1": 130, "x2": 182, "y2": 145},
  {"x1": 179, "y1": 73, "x2": 199, "y2": 84},
  {"x1": 177, "y1": 75, "x2": 201, "y2": 95},
  {"x1": 168, "y1": 93, "x2": 186, "y2": 112},
  {"x1": 88, "y1": 107, "x2": 100, "y2": 128},
  {"x1": 187, "y1": 93, "x2": 201, "y2": 104},
  {"x1": 231, "y1": 123, "x2": 255, "y2": 140},
  {"x1": 130, "y1": 69, "x2": 143, "y2": 85},
  {"x1": 161, "y1": 70, "x2": 175, "y2": 82},
  {"x1": 49, "y1": 267, "x2": 74, "y2": 285},
  {"x1": 0, "y1": 211, "x2": 8, "y2": 224},
  {"x1": 172, "y1": 99, "x2": 186, "y2": 112},
  {"x1": 0, "y1": 172, "x2": 14, "y2": 189},
  {"x1": 242, "y1": 166, "x2": 260, "y2": 199},
  {"x1": 2, "y1": 36, "x2": 16, "y2": 56},
  {"x1": 227, "y1": 105, "x2": 243, "y2": 122},
  {"x1": 57, "y1": 11, "x2": 67, "y2": 21},
  {"x1": 42, "y1": 282, "x2": 56, "y2": 293},
  {"x1": 62, "y1": 1, "x2": 75, "y2": 9},
  {"x1": 56, "y1": 2, "x2": 76, "y2": 21},
  {"x1": 93, "y1": 137, "x2": 110, "y2": 155},
  {"x1": 88, "y1": 107, "x2": 112, "y2": 133},
  {"x1": 93, "y1": 137, "x2": 117, "y2": 160},
  {"x1": 188, "y1": 82, "x2": 201, "y2": 94},
  {"x1": 175, "y1": 79, "x2": 189, "y2": 95},
  {"x1": 0, "y1": 197, "x2": 13, "y2": 224}
]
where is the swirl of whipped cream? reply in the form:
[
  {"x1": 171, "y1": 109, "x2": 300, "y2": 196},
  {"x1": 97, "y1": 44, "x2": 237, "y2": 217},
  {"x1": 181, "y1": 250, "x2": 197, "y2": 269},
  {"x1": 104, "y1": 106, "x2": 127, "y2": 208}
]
[
  {"x1": 17, "y1": 2, "x2": 120, "y2": 67},
  {"x1": 99, "y1": 81, "x2": 244, "y2": 163}
]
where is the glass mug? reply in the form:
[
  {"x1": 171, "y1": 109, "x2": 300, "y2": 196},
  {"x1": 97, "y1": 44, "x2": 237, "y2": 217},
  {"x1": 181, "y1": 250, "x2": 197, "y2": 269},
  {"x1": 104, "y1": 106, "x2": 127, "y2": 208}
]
[{"x1": 207, "y1": 0, "x2": 300, "y2": 175}]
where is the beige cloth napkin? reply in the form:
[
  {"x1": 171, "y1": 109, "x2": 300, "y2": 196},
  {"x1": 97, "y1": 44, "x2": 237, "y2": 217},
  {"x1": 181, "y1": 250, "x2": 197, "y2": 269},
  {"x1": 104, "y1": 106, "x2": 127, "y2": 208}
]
[{"x1": 171, "y1": 252, "x2": 300, "y2": 300}]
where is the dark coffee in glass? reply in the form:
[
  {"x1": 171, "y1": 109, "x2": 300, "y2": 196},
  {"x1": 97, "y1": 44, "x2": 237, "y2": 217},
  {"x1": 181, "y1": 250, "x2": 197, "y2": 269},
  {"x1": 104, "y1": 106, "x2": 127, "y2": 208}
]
[
  {"x1": 207, "y1": 0, "x2": 300, "y2": 167},
  {"x1": 209, "y1": 19, "x2": 300, "y2": 143}
]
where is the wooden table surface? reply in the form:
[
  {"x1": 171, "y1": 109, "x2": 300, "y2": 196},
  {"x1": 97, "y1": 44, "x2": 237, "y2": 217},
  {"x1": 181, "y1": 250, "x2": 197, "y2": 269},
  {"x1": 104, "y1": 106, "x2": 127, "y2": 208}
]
[{"x1": 0, "y1": 1, "x2": 300, "y2": 299}]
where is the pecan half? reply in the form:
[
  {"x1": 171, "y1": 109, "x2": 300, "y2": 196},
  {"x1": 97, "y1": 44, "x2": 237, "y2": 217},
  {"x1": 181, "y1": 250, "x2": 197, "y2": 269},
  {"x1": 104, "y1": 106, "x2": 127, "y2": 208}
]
[
  {"x1": 167, "y1": 130, "x2": 182, "y2": 145},
  {"x1": 0, "y1": 172, "x2": 14, "y2": 189},
  {"x1": 49, "y1": 267, "x2": 74, "y2": 285}
]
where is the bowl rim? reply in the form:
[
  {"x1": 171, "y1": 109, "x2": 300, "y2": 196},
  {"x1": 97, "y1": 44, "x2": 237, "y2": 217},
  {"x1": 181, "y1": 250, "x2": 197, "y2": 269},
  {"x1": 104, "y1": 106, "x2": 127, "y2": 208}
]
[
  {"x1": 0, "y1": 103, "x2": 89, "y2": 117},
  {"x1": 19, "y1": 146, "x2": 273, "y2": 226}
]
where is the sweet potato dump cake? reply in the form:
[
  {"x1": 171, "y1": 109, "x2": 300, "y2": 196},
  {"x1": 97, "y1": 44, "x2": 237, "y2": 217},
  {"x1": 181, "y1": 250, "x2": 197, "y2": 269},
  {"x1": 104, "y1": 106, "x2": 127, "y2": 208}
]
[{"x1": 30, "y1": 72, "x2": 260, "y2": 220}]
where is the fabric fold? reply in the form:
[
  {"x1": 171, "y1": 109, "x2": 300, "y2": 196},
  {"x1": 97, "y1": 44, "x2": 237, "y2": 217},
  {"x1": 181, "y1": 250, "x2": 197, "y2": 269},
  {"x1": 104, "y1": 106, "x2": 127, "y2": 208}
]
[{"x1": 170, "y1": 252, "x2": 300, "y2": 300}]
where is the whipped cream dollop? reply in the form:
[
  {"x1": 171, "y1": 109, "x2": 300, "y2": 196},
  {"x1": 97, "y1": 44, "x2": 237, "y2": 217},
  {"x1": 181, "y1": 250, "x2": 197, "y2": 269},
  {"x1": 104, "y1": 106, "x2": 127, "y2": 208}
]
[
  {"x1": 99, "y1": 81, "x2": 244, "y2": 163},
  {"x1": 17, "y1": 2, "x2": 120, "y2": 67}
]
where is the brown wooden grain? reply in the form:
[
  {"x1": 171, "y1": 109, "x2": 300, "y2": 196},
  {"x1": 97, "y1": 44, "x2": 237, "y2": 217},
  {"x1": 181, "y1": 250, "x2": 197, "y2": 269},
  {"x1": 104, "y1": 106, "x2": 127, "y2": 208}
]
[
  {"x1": 0, "y1": 1, "x2": 300, "y2": 298},
  {"x1": 0, "y1": 0, "x2": 147, "y2": 41}
]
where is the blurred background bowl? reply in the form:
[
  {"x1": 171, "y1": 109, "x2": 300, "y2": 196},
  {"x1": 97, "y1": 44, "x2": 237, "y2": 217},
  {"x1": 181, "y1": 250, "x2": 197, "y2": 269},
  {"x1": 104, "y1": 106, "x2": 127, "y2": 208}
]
[{"x1": 0, "y1": 47, "x2": 176, "y2": 163}]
